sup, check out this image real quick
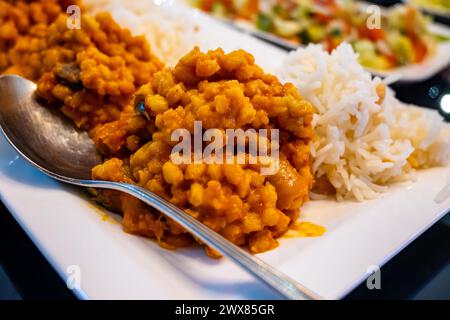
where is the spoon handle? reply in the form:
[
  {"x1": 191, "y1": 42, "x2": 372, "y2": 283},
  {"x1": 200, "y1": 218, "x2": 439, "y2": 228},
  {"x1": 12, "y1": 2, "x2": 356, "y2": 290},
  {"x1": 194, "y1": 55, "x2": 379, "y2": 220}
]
[{"x1": 82, "y1": 180, "x2": 322, "y2": 300}]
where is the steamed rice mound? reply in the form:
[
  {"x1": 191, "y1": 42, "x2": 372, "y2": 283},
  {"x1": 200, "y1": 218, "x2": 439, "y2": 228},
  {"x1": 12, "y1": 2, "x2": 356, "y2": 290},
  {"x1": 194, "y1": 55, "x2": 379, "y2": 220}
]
[{"x1": 281, "y1": 43, "x2": 450, "y2": 201}]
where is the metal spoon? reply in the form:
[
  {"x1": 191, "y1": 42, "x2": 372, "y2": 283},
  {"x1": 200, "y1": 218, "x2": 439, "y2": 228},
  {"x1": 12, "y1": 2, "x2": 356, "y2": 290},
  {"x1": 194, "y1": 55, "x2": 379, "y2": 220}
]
[{"x1": 0, "y1": 75, "x2": 321, "y2": 300}]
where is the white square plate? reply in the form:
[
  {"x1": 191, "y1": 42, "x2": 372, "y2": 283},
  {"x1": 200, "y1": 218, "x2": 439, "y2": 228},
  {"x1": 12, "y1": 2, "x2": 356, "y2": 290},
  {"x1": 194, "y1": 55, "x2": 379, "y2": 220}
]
[{"x1": 0, "y1": 3, "x2": 449, "y2": 300}]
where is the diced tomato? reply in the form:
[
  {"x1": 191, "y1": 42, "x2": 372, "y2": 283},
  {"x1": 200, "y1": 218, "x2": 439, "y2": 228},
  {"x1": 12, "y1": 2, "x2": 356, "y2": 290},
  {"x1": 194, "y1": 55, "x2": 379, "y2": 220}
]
[
  {"x1": 358, "y1": 25, "x2": 385, "y2": 42},
  {"x1": 241, "y1": 0, "x2": 259, "y2": 19},
  {"x1": 201, "y1": 0, "x2": 215, "y2": 12},
  {"x1": 314, "y1": 0, "x2": 337, "y2": 10},
  {"x1": 343, "y1": 20, "x2": 351, "y2": 35},
  {"x1": 385, "y1": 54, "x2": 397, "y2": 68},
  {"x1": 412, "y1": 37, "x2": 428, "y2": 62},
  {"x1": 357, "y1": 26, "x2": 367, "y2": 39},
  {"x1": 368, "y1": 28, "x2": 385, "y2": 41},
  {"x1": 314, "y1": 13, "x2": 333, "y2": 24},
  {"x1": 404, "y1": 6, "x2": 419, "y2": 37},
  {"x1": 325, "y1": 37, "x2": 339, "y2": 52}
]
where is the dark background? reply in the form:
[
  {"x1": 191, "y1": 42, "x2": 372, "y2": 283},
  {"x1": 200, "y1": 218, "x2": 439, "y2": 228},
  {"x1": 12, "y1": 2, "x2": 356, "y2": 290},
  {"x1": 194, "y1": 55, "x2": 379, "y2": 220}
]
[{"x1": 0, "y1": 0, "x2": 449, "y2": 300}]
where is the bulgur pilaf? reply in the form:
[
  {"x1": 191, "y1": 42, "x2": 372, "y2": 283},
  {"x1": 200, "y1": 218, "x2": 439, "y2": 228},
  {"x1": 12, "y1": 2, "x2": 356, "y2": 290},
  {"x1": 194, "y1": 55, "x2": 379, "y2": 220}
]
[{"x1": 92, "y1": 47, "x2": 315, "y2": 256}]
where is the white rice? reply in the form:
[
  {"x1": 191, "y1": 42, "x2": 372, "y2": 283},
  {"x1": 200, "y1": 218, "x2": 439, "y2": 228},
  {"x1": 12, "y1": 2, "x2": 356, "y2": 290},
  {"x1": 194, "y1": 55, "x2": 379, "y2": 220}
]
[{"x1": 281, "y1": 43, "x2": 450, "y2": 201}]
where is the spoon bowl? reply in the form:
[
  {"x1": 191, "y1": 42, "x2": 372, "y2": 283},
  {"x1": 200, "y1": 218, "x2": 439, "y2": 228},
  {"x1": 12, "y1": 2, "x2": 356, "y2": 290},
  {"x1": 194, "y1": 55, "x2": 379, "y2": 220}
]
[{"x1": 0, "y1": 75, "x2": 100, "y2": 180}]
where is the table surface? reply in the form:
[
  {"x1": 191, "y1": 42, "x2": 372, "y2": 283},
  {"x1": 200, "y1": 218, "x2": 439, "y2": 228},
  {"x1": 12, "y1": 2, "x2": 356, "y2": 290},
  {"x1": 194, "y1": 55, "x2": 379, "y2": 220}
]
[{"x1": 0, "y1": 0, "x2": 450, "y2": 300}]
